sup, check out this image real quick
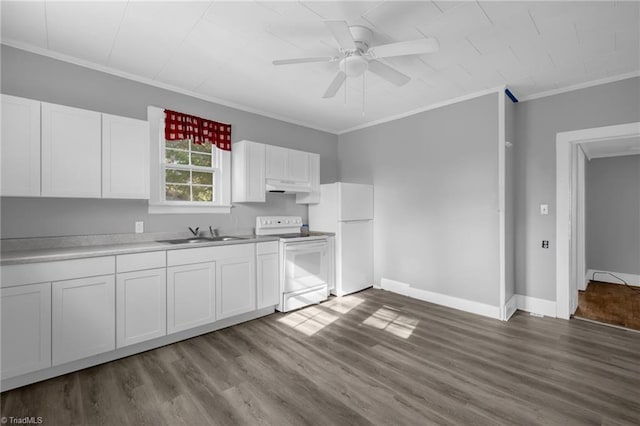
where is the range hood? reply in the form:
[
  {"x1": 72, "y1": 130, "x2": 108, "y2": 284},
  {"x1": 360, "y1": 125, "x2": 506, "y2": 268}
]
[{"x1": 265, "y1": 179, "x2": 311, "y2": 194}]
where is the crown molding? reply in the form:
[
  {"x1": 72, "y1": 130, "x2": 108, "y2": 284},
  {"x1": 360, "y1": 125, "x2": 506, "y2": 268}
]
[
  {"x1": 337, "y1": 86, "x2": 505, "y2": 135},
  {"x1": 518, "y1": 71, "x2": 640, "y2": 102},
  {"x1": 1, "y1": 40, "x2": 338, "y2": 135}
]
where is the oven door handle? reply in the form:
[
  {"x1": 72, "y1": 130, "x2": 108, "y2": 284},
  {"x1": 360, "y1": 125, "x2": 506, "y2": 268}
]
[{"x1": 285, "y1": 242, "x2": 328, "y2": 252}]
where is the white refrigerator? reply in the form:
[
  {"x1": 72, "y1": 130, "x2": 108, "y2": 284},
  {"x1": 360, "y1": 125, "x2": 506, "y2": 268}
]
[{"x1": 309, "y1": 182, "x2": 373, "y2": 296}]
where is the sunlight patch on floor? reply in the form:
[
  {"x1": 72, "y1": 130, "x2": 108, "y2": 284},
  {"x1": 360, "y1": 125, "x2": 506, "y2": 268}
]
[
  {"x1": 278, "y1": 306, "x2": 338, "y2": 336},
  {"x1": 362, "y1": 306, "x2": 419, "y2": 339},
  {"x1": 324, "y1": 295, "x2": 364, "y2": 314}
]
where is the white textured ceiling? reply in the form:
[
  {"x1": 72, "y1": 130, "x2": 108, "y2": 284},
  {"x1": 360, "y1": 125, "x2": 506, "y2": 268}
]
[
  {"x1": 2, "y1": 1, "x2": 639, "y2": 133},
  {"x1": 581, "y1": 136, "x2": 640, "y2": 159}
]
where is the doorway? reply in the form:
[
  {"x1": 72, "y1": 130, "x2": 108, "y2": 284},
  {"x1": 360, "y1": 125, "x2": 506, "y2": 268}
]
[
  {"x1": 574, "y1": 152, "x2": 640, "y2": 330},
  {"x1": 555, "y1": 122, "x2": 640, "y2": 320}
]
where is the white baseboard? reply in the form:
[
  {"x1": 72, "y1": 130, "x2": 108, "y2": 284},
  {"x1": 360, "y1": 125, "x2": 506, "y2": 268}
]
[
  {"x1": 380, "y1": 278, "x2": 501, "y2": 320},
  {"x1": 505, "y1": 294, "x2": 518, "y2": 320},
  {"x1": 515, "y1": 295, "x2": 557, "y2": 318},
  {"x1": 585, "y1": 269, "x2": 640, "y2": 287}
]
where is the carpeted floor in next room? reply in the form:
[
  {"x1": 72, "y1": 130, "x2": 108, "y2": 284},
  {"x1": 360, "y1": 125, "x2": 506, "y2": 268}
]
[{"x1": 575, "y1": 281, "x2": 640, "y2": 331}]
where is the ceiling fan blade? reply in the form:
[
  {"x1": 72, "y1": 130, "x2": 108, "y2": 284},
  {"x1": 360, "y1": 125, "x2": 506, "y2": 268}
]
[
  {"x1": 272, "y1": 56, "x2": 336, "y2": 66},
  {"x1": 322, "y1": 71, "x2": 347, "y2": 98},
  {"x1": 324, "y1": 20, "x2": 356, "y2": 50},
  {"x1": 369, "y1": 38, "x2": 439, "y2": 59},
  {"x1": 368, "y1": 60, "x2": 410, "y2": 86}
]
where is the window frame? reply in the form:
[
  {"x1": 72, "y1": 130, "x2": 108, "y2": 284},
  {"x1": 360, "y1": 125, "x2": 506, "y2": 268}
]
[{"x1": 148, "y1": 106, "x2": 231, "y2": 214}]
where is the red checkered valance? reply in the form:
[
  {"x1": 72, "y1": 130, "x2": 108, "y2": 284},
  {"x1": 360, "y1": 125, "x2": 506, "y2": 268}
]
[{"x1": 164, "y1": 109, "x2": 231, "y2": 151}]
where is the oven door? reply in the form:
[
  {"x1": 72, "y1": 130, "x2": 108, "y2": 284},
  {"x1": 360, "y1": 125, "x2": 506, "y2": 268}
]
[{"x1": 282, "y1": 240, "x2": 328, "y2": 293}]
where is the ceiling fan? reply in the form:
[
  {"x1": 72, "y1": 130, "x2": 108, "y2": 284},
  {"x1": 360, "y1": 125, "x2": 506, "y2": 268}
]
[{"x1": 272, "y1": 20, "x2": 439, "y2": 99}]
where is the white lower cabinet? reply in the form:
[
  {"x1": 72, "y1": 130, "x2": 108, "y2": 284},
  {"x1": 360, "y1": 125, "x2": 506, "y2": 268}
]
[
  {"x1": 1, "y1": 282, "x2": 52, "y2": 379},
  {"x1": 167, "y1": 262, "x2": 216, "y2": 334},
  {"x1": 116, "y1": 268, "x2": 166, "y2": 348},
  {"x1": 257, "y1": 242, "x2": 279, "y2": 309},
  {"x1": 216, "y1": 248, "x2": 256, "y2": 320},
  {"x1": 2, "y1": 242, "x2": 280, "y2": 390},
  {"x1": 52, "y1": 275, "x2": 115, "y2": 365}
]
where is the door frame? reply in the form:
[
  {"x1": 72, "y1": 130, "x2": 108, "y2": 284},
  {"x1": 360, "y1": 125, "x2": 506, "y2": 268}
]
[{"x1": 555, "y1": 121, "x2": 640, "y2": 319}]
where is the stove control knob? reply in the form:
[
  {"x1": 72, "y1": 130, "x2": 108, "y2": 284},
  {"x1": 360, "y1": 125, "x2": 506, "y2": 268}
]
[{"x1": 285, "y1": 219, "x2": 290, "y2": 224}]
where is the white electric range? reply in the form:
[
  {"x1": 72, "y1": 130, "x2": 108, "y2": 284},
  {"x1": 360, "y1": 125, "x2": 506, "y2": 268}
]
[{"x1": 256, "y1": 216, "x2": 330, "y2": 312}]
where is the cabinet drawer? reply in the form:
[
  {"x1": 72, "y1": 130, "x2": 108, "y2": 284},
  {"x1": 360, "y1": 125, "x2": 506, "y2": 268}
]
[
  {"x1": 116, "y1": 251, "x2": 166, "y2": 273},
  {"x1": 167, "y1": 243, "x2": 254, "y2": 266},
  {"x1": 1, "y1": 256, "x2": 115, "y2": 288},
  {"x1": 256, "y1": 241, "x2": 279, "y2": 255}
]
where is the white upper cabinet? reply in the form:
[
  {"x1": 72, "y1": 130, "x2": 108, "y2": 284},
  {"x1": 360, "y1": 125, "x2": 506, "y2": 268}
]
[
  {"x1": 41, "y1": 102, "x2": 102, "y2": 198},
  {"x1": 102, "y1": 114, "x2": 149, "y2": 199},
  {"x1": 265, "y1": 145, "x2": 310, "y2": 184},
  {"x1": 265, "y1": 145, "x2": 289, "y2": 181},
  {"x1": 2, "y1": 96, "x2": 149, "y2": 200},
  {"x1": 232, "y1": 140, "x2": 265, "y2": 203},
  {"x1": 296, "y1": 153, "x2": 320, "y2": 204},
  {"x1": 288, "y1": 149, "x2": 310, "y2": 183},
  {"x1": 1, "y1": 95, "x2": 41, "y2": 197}
]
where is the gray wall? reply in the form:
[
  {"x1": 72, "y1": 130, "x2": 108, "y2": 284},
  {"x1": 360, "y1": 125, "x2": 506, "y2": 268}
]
[
  {"x1": 0, "y1": 45, "x2": 339, "y2": 238},
  {"x1": 339, "y1": 94, "x2": 500, "y2": 307},
  {"x1": 514, "y1": 77, "x2": 640, "y2": 301},
  {"x1": 585, "y1": 154, "x2": 640, "y2": 275}
]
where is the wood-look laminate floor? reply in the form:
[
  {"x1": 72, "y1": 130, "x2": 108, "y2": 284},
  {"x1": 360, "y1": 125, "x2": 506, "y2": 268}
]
[
  {"x1": 575, "y1": 281, "x2": 640, "y2": 331},
  {"x1": 2, "y1": 289, "x2": 639, "y2": 425}
]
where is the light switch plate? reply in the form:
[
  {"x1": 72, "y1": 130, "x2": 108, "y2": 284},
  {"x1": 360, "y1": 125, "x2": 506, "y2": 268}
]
[
  {"x1": 135, "y1": 221, "x2": 144, "y2": 233},
  {"x1": 540, "y1": 204, "x2": 549, "y2": 215}
]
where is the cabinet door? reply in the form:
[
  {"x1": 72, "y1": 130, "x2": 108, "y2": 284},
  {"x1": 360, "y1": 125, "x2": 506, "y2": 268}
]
[
  {"x1": 42, "y1": 102, "x2": 102, "y2": 198},
  {"x1": 232, "y1": 140, "x2": 265, "y2": 203},
  {"x1": 116, "y1": 268, "x2": 166, "y2": 348},
  {"x1": 216, "y1": 255, "x2": 256, "y2": 320},
  {"x1": 288, "y1": 149, "x2": 310, "y2": 183},
  {"x1": 257, "y1": 253, "x2": 279, "y2": 309},
  {"x1": 296, "y1": 153, "x2": 320, "y2": 204},
  {"x1": 52, "y1": 275, "x2": 115, "y2": 365},
  {"x1": 265, "y1": 145, "x2": 288, "y2": 180},
  {"x1": 102, "y1": 114, "x2": 149, "y2": 199},
  {"x1": 167, "y1": 262, "x2": 216, "y2": 333},
  {"x1": 0, "y1": 95, "x2": 41, "y2": 197},
  {"x1": 1, "y1": 283, "x2": 51, "y2": 379}
]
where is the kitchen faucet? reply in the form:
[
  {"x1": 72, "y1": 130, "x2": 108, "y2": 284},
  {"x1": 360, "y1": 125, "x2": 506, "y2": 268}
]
[
  {"x1": 209, "y1": 226, "x2": 219, "y2": 237},
  {"x1": 188, "y1": 227, "x2": 199, "y2": 236}
]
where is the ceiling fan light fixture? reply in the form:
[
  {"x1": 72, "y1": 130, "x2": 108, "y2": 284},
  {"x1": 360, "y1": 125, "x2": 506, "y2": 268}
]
[{"x1": 340, "y1": 55, "x2": 369, "y2": 78}]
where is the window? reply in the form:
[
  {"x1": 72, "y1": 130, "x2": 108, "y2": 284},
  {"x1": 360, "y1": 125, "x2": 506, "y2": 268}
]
[
  {"x1": 164, "y1": 139, "x2": 215, "y2": 203},
  {"x1": 148, "y1": 106, "x2": 231, "y2": 214}
]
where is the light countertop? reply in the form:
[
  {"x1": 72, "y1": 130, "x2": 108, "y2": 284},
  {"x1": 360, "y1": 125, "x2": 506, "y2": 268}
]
[{"x1": 0, "y1": 235, "x2": 280, "y2": 266}]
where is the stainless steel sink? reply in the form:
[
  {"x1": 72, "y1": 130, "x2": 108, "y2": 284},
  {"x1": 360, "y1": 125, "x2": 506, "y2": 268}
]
[
  {"x1": 207, "y1": 236, "x2": 246, "y2": 242},
  {"x1": 159, "y1": 236, "x2": 247, "y2": 244}
]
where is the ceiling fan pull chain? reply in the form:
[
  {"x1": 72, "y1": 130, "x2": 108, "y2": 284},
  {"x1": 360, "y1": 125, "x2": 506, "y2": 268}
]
[
  {"x1": 362, "y1": 72, "x2": 366, "y2": 117},
  {"x1": 344, "y1": 75, "x2": 347, "y2": 104}
]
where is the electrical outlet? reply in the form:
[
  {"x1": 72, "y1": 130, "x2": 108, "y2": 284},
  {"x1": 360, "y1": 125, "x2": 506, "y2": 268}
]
[
  {"x1": 542, "y1": 240, "x2": 549, "y2": 249},
  {"x1": 540, "y1": 204, "x2": 549, "y2": 215},
  {"x1": 135, "y1": 221, "x2": 144, "y2": 233}
]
